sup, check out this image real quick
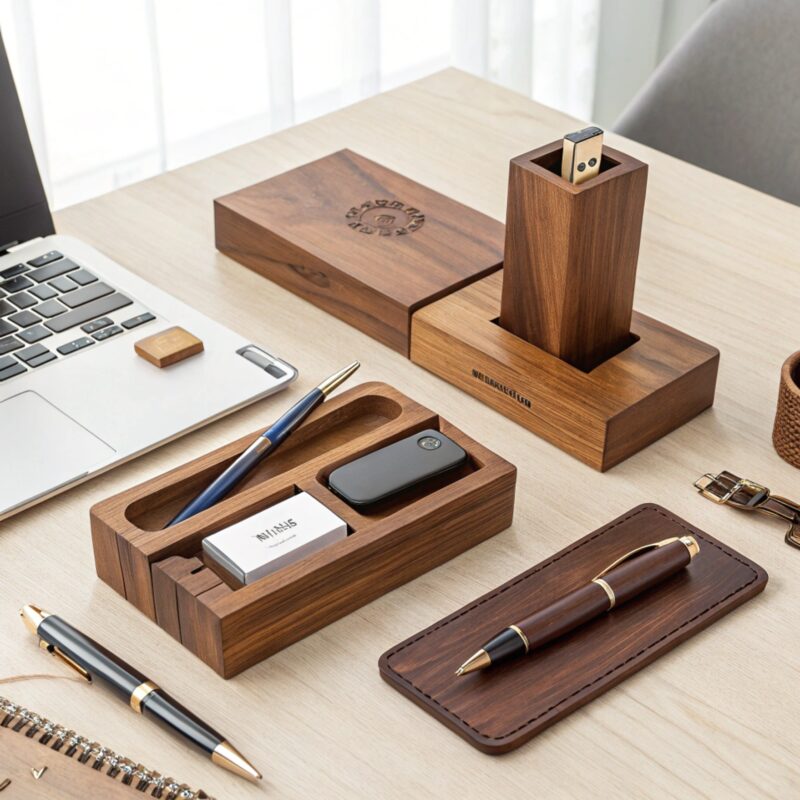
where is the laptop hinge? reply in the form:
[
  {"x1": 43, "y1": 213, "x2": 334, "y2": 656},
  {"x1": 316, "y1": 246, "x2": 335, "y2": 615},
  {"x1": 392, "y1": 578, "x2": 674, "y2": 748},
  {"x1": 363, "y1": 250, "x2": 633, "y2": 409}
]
[{"x1": 0, "y1": 236, "x2": 44, "y2": 256}]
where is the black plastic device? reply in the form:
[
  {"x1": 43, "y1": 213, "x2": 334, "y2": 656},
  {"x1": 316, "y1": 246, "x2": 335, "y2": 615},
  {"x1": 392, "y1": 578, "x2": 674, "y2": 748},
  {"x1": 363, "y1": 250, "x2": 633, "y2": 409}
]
[{"x1": 327, "y1": 428, "x2": 468, "y2": 508}]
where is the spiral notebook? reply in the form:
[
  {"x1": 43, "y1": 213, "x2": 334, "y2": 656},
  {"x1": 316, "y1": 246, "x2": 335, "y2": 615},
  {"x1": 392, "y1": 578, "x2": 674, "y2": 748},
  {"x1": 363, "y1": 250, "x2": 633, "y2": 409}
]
[{"x1": 0, "y1": 695, "x2": 213, "y2": 799}]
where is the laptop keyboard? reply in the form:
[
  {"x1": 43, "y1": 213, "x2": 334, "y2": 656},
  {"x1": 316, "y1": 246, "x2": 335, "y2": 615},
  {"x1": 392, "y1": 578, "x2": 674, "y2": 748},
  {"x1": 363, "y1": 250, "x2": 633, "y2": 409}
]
[{"x1": 0, "y1": 251, "x2": 156, "y2": 382}]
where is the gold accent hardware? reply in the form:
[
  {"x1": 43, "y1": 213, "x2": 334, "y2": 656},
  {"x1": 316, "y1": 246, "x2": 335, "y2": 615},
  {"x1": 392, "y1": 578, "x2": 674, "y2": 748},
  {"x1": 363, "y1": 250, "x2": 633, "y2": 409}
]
[
  {"x1": 130, "y1": 681, "x2": 159, "y2": 714},
  {"x1": 38, "y1": 641, "x2": 91, "y2": 683},
  {"x1": 591, "y1": 577, "x2": 616, "y2": 609},
  {"x1": 508, "y1": 624, "x2": 530, "y2": 653},
  {"x1": 212, "y1": 741, "x2": 262, "y2": 782}
]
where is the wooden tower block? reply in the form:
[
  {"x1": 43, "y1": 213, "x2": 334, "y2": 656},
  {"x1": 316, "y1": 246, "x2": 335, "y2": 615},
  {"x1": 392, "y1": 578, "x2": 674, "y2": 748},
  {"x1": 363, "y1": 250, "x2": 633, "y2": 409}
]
[{"x1": 499, "y1": 141, "x2": 647, "y2": 372}]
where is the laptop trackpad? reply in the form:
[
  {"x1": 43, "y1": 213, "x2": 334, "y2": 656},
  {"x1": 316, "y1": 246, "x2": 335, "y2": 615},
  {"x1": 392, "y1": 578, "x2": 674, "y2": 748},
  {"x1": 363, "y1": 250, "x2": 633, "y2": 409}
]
[{"x1": 0, "y1": 391, "x2": 115, "y2": 514}]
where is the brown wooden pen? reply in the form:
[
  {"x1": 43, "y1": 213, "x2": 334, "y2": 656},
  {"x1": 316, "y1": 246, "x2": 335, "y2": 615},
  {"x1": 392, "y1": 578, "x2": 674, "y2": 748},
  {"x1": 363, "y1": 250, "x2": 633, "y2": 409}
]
[{"x1": 456, "y1": 535, "x2": 699, "y2": 675}]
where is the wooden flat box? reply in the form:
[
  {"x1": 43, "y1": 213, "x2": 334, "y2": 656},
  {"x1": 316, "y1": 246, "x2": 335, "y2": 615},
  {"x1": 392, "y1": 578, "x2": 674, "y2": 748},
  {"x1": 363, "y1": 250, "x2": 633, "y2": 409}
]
[
  {"x1": 411, "y1": 271, "x2": 719, "y2": 471},
  {"x1": 214, "y1": 150, "x2": 505, "y2": 355},
  {"x1": 90, "y1": 382, "x2": 516, "y2": 678}
]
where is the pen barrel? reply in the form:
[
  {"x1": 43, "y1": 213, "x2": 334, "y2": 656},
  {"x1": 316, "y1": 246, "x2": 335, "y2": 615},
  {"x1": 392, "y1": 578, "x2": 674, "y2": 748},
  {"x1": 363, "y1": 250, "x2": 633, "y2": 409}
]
[
  {"x1": 516, "y1": 583, "x2": 610, "y2": 653},
  {"x1": 515, "y1": 539, "x2": 693, "y2": 653},
  {"x1": 141, "y1": 690, "x2": 223, "y2": 755},
  {"x1": 602, "y1": 538, "x2": 692, "y2": 605},
  {"x1": 38, "y1": 616, "x2": 148, "y2": 700},
  {"x1": 264, "y1": 387, "x2": 323, "y2": 446}
]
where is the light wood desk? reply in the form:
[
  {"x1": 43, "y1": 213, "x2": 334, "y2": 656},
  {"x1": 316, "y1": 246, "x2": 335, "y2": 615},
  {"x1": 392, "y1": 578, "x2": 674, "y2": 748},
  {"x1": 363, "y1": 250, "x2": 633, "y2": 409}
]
[{"x1": 2, "y1": 70, "x2": 799, "y2": 799}]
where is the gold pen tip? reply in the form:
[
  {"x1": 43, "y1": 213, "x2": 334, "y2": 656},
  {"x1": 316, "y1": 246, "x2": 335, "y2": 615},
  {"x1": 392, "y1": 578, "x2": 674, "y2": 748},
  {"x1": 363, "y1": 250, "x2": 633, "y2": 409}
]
[
  {"x1": 317, "y1": 360, "x2": 361, "y2": 397},
  {"x1": 19, "y1": 604, "x2": 48, "y2": 635},
  {"x1": 455, "y1": 649, "x2": 491, "y2": 676},
  {"x1": 212, "y1": 740, "x2": 262, "y2": 782}
]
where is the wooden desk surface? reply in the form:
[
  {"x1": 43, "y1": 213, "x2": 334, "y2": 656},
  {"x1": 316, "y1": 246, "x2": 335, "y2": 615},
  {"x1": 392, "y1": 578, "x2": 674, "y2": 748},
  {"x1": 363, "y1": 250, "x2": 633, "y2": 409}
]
[{"x1": 2, "y1": 69, "x2": 799, "y2": 799}]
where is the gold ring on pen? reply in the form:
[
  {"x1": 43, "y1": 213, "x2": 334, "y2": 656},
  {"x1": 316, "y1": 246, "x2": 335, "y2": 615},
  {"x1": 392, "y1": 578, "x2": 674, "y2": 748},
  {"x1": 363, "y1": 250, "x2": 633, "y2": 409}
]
[
  {"x1": 592, "y1": 578, "x2": 616, "y2": 609},
  {"x1": 130, "y1": 681, "x2": 159, "y2": 713}
]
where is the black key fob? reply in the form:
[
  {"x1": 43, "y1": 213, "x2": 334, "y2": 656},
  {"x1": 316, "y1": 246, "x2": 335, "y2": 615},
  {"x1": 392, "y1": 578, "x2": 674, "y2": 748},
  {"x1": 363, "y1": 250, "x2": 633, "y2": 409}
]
[{"x1": 327, "y1": 429, "x2": 467, "y2": 508}]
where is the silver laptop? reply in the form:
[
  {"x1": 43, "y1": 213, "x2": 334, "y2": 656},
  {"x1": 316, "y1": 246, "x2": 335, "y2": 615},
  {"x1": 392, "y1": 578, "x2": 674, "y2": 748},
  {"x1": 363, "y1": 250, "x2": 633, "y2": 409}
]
[{"x1": 0, "y1": 33, "x2": 296, "y2": 520}]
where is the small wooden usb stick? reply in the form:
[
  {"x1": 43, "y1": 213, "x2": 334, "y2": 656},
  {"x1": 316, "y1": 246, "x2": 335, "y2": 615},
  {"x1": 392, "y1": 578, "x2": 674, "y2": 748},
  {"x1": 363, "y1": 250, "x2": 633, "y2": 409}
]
[
  {"x1": 135, "y1": 326, "x2": 204, "y2": 368},
  {"x1": 561, "y1": 126, "x2": 603, "y2": 184}
]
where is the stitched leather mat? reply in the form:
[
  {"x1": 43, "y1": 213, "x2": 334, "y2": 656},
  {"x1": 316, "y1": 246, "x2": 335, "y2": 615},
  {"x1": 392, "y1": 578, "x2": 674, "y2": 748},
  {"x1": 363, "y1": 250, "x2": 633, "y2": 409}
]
[{"x1": 379, "y1": 504, "x2": 767, "y2": 753}]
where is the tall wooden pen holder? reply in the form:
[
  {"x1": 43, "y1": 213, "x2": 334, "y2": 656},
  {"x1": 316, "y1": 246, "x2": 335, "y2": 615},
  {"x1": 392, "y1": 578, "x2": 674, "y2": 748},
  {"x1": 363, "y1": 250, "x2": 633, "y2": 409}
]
[
  {"x1": 499, "y1": 142, "x2": 645, "y2": 371},
  {"x1": 412, "y1": 141, "x2": 719, "y2": 470}
]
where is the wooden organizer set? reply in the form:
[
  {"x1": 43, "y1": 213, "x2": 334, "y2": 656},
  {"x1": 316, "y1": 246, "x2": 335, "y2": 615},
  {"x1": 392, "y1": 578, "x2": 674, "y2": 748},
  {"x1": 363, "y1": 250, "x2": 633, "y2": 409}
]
[
  {"x1": 91, "y1": 382, "x2": 517, "y2": 678},
  {"x1": 215, "y1": 145, "x2": 719, "y2": 471}
]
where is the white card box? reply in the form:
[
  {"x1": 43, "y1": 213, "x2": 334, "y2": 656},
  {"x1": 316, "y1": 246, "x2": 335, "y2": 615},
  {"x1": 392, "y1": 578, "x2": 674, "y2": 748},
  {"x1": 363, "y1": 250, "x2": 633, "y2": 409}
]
[{"x1": 203, "y1": 491, "x2": 348, "y2": 584}]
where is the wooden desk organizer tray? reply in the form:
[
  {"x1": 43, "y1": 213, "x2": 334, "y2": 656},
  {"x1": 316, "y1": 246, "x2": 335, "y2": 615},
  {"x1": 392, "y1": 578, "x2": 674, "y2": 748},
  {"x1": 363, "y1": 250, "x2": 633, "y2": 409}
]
[
  {"x1": 379, "y1": 504, "x2": 767, "y2": 754},
  {"x1": 90, "y1": 382, "x2": 517, "y2": 678}
]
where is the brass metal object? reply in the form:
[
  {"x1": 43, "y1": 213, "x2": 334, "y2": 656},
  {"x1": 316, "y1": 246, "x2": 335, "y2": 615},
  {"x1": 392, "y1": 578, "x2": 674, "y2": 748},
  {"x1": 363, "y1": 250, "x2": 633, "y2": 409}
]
[
  {"x1": 130, "y1": 681, "x2": 159, "y2": 714},
  {"x1": 561, "y1": 126, "x2": 604, "y2": 184},
  {"x1": 695, "y1": 471, "x2": 800, "y2": 550},
  {"x1": 592, "y1": 577, "x2": 616, "y2": 609},
  {"x1": 508, "y1": 624, "x2": 530, "y2": 653},
  {"x1": 212, "y1": 741, "x2": 262, "y2": 782},
  {"x1": 317, "y1": 360, "x2": 360, "y2": 397}
]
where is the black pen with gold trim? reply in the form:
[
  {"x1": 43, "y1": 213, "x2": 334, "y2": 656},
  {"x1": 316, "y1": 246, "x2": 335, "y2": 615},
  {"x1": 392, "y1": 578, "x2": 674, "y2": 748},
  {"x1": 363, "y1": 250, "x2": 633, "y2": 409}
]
[{"x1": 21, "y1": 604, "x2": 261, "y2": 782}]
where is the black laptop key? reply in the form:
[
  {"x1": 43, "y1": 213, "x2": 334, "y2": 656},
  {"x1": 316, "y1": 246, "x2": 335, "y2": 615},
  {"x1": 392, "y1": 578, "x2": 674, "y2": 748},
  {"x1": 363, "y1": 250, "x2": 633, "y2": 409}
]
[
  {"x1": 0, "y1": 354, "x2": 16, "y2": 370},
  {"x1": 27, "y1": 251, "x2": 62, "y2": 268},
  {"x1": 35, "y1": 299, "x2": 67, "y2": 318},
  {"x1": 60, "y1": 282, "x2": 113, "y2": 309},
  {"x1": 8, "y1": 291, "x2": 36, "y2": 309},
  {"x1": 121, "y1": 312, "x2": 155, "y2": 330},
  {"x1": 49, "y1": 275, "x2": 77, "y2": 293},
  {"x1": 0, "y1": 336, "x2": 22, "y2": 355},
  {"x1": 16, "y1": 342, "x2": 49, "y2": 362},
  {"x1": 27, "y1": 350, "x2": 57, "y2": 368},
  {"x1": 81, "y1": 316, "x2": 113, "y2": 334},
  {"x1": 0, "y1": 299, "x2": 15, "y2": 316},
  {"x1": 69, "y1": 269, "x2": 97, "y2": 286},
  {"x1": 30, "y1": 284, "x2": 57, "y2": 301},
  {"x1": 0, "y1": 275, "x2": 33, "y2": 293},
  {"x1": 0, "y1": 361, "x2": 26, "y2": 381},
  {"x1": 57, "y1": 336, "x2": 95, "y2": 355},
  {"x1": 0, "y1": 263, "x2": 28, "y2": 279},
  {"x1": 17, "y1": 325, "x2": 52, "y2": 344},
  {"x1": 0, "y1": 319, "x2": 17, "y2": 337},
  {"x1": 45, "y1": 292, "x2": 132, "y2": 334},
  {"x1": 31, "y1": 257, "x2": 79, "y2": 283},
  {"x1": 93, "y1": 325, "x2": 122, "y2": 341},
  {"x1": 8, "y1": 309, "x2": 40, "y2": 328}
]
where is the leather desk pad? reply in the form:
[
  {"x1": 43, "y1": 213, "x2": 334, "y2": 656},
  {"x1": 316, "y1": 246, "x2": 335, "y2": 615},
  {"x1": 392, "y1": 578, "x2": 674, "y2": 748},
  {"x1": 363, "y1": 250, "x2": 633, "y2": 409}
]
[{"x1": 379, "y1": 504, "x2": 767, "y2": 753}]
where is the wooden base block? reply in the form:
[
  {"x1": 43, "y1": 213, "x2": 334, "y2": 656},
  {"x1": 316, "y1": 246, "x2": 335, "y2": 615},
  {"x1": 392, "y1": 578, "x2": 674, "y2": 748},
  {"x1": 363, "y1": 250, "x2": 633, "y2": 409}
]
[{"x1": 411, "y1": 271, "x2": 719, "y2": 471}]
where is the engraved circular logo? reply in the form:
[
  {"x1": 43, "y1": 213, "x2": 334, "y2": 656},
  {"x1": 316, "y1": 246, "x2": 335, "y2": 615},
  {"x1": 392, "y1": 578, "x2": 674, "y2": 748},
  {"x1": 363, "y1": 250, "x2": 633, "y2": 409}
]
[{"x1": 345, "y1": 199, "x2": 425, "y2": 236}]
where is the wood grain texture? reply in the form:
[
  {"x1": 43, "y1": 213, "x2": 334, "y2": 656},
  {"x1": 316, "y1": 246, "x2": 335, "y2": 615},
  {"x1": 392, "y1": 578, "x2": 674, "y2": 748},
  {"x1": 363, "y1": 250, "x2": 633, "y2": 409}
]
[
  {"x1": 90, "y1": 382, "x2": 516, "y2": 677},
  {"x1": 4, "y1": 70, "x2": 800, "y2": 799},
  {"x1": 214, "y1": 149, "x2": 505, "y2": 354},
  {"x1": 411, "y1": 270, "x2": 719, "y2": 471},
  {"x1": 133, "y1": 326, "x2": 204, "y2": 368},
  {"x1": 499, "y1": 142, "x2": 647, "y2": 371},
  {"x1": 380, "y1": 505, "x2": 767, "y2": 753}
]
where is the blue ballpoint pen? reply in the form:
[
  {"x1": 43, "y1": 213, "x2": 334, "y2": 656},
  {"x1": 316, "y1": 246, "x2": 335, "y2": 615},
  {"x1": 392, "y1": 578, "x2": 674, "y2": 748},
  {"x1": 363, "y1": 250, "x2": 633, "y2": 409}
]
[{"x1": 167, "y1": 361, "x2": 360, "y2": 527}]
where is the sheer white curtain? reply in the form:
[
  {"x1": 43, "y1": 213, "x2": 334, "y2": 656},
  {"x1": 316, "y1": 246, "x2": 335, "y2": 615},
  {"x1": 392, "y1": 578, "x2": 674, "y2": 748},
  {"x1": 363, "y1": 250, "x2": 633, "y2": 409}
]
[{"x1": 0, "y1": 0, "x2": 708, "y2": 210}]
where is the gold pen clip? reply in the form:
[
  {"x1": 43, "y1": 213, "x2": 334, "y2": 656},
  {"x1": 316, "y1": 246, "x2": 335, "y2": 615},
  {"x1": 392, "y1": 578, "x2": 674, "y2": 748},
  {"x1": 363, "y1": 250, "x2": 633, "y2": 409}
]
[
  {"x1": 592, "y1": 536, "x2": 698, "y2": 581},
  {"x1": 39, "y1": 640, "x2": 92, "y2": 683}
]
